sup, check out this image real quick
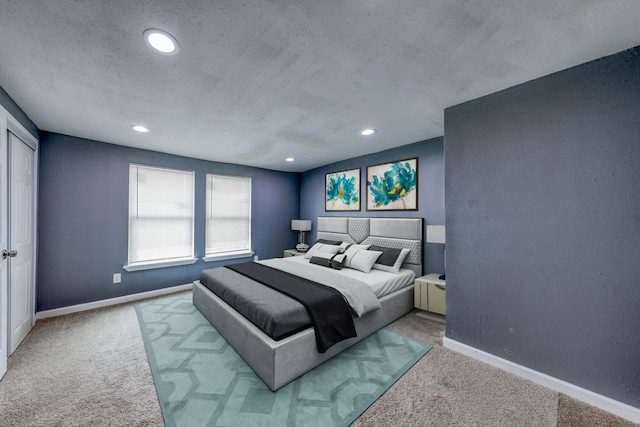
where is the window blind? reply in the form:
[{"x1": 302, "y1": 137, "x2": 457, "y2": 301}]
[
  {"x1": 128, "y1": 164, "x2": 194, "y2": 264},
  {"x1": 206, "y1": 174, "x2": 251, "y2": 255}
]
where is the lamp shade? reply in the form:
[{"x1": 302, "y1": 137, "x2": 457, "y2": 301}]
[
  {"x1": 426, "y1": 225, "x2": 445, "y2": 244},
  {"x1": 291, "y1": 220, "x2": 312, "y2": 231}
]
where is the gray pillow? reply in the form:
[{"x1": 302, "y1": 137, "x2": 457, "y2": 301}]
[{"x1": 369, "y1": 245, "x2": 411, "y2": 274}]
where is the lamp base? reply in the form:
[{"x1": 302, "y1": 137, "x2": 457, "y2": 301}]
[{"x1": 295, "y1": 243, "x2": 310, "y2": 253}]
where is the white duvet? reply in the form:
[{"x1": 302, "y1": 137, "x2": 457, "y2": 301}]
[{"x1": 258, "y1": 256, "x2": 415, "y2": 317}]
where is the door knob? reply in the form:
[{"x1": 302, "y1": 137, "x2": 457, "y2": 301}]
[{"x1": 2, "y1": 250, "x2": 17, "y2": 259}]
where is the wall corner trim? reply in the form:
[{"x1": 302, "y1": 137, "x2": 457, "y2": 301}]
[
  {"x1": 35, "y1": 283, "x2": 193, "y2": 320},
  {"x1": 442, "y1": 338, "x2": 640, "y2": 424}
]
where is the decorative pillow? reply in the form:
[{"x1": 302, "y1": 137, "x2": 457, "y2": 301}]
[
  {"x1": 309, "y1": 252, "x2": 347, "y2": 270},
  {"x1": 339, "y1": 242, "x2": 352, "y2": 253},
  {"x1": 330, "y1": 253, "x2": 346, "y2": 270},
  {"x1": 342, "y1": 244, "x2": 370, "y2": 258},
  {"x1": 311, "y1": 238, "x2": 342, "y2": 247},
  {"x1": 309, "y1": 254, "x2": 332, "y2": 267},
  {"x1": 344, "y1": 246, "x2": 382, "y2": 273},
  {"x1": 369, "y1": 245, "x2": 411, "y2": 274},
  {"x1": 342, "y1": 244, "x2": 368, "y2": 266},
  {"x1": 304, "y1": 243, "x2": 341, "y2": 259}
]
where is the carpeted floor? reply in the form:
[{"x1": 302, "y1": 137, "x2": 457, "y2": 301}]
[{"x1": 0, "y1": 290, "x2": 637, "y2": 426}]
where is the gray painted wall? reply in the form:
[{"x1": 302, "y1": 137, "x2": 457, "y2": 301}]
[
  {"x1": 300, "y1": 137, "x2": 445, "y2": 275},
  {"x1": 0, "y1": 85, "x2": 39, "y2": 138},
  {"x1": 444, "y1": 47, "x2": 640, "y2": 407},
  {"x1": 37, "y1": 132, "x2": 300, "y2": 311}
]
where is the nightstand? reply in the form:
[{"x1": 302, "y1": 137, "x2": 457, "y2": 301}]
[
  {"x1": 414, "y1": 273, "x2": 446, "y2": 316},
  {"x1": 283, "y1": 249, "x2": 307, "y2": 257}
]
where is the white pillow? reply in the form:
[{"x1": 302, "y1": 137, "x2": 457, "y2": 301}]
[
  {"x1": 344, "y1": 247, "x2": 382, "y2": 273},
  {"x1": 342, "y1": 244, "x2": 370, "y2": 257},
  {"x1": 304, "y1": 243, "x2": 341, "y2": 259}
]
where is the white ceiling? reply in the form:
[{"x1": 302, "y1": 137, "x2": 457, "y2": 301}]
[{"x1": 0, "y1": 1, "x2": 638, "y2": 172}]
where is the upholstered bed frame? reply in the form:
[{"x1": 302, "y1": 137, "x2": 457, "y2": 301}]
[{"x1": 193, "y1": 216, "x2": 423, "y2": 391}]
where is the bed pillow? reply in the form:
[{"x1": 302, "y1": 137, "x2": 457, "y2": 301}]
[
  {"x1": 343, "y1": 244, "x2": 369, "y2": 254},
  {"x1": 369, "y1": 245, "x2": 411, "y2": 274},
  {"x1": 343, "y1": 245, "x2": 382, "y2": 273},
  {"x1": 315, "y1": 240, "x2": 351, "y2": 253},
  {"x1": 311, "y1": 238, "x2": 342, "y2": 247},
  {"x1": 330, "y1": 253, "x2": 347, "y2": 270},
  {"x1": 342, "y1": 244, "x2": 369, "y2": 262},
  {"x1": 304, "y1": 243, "x2": 341, "y2": 259}
]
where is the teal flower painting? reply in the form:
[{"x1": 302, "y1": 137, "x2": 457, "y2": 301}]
[
  {"x1": 367, "y1": 158, "x2": 418, "y2": 210},
  {"x1": 325, "y1": 169, "x2": 361, "y2": 211}
]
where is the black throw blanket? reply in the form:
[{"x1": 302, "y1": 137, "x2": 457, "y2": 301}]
[{"x1": 226, "y1": 262, "x2": 357, "y2": 353}]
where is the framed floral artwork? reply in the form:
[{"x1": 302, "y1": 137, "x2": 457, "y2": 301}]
[
  {"x1": 366, "y1": 158, "x2": 418, "y2": 211},
  {"x1": 325, "y1": 168, "x2": 361, "y2": 211}
]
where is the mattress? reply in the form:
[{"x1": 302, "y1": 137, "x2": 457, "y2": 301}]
[{"x1": 198, "y1": 256, "x2": 415, "y2": 341}]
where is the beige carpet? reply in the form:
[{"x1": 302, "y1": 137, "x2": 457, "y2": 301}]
[{"x1": 0, "y1": 291, "x2": 636, "y2": 426}]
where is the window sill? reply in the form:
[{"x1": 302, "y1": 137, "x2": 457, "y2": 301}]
[
  {"x1": 202, "y1": 250, "x2": 254, "y2": 263},
  {"x1": 123, "y1": 257, "x2": 198, "y2": 272}
]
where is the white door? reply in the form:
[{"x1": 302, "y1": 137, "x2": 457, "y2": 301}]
[
  {"x1": 8, "y1": 132, "x2": 35, "y2": 354},
  {"x1": 0, "y1": 130, "x2": 8, "y2": 379}
]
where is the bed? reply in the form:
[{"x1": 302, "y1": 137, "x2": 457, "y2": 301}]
[{"x1": 193, "y1": 216, "x2": 423, "y2": 391}]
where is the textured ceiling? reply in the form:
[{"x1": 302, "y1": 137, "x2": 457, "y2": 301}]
[{"x1": 0, "y1": 1, "x2": 638, "y2": 172}]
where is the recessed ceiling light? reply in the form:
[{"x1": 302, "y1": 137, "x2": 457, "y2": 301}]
[
  {"x1": 286, "y1": 157, "x2": 295, "y2": 162},
  {"x1": 131, "y1": 125, "x2": 149, "y2": 133},
  {"x1": 143, "y1": 28, "x2": 179, "y2": 55},
  {"x1": 361, "y1": 129, "x2": 376, "y2": 136}
]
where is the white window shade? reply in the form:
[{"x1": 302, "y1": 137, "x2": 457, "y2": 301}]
[
  {"x1": 206, "y1": 174, "x2": 251, "y2": 256},
  {"x1": 128, "y1": 164, "x2": 194, "y2": 265}
]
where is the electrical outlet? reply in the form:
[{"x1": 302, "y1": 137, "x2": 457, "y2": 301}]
[{"x1": 113, "y1": 273, "x2": 121, "y2": 284}]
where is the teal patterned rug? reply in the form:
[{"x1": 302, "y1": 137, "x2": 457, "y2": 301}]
[{"x1": 135, "y1": 292, "x2": 430, "y2": 427}]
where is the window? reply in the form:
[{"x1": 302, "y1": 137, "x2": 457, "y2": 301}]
[
  {"x1": 125, "y1": 164, "x2": 196, "y2": 271},
  {"x1": 205, "y1": 174, "x2": 252, "y2": 260}
]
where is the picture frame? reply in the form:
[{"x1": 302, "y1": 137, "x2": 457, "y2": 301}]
[
  {"x1": 325, "y1": 168, "x2": 361, "y2": 211},
  {"x1": 366, "y1": 158, "x2": 418, "y2": 211}
]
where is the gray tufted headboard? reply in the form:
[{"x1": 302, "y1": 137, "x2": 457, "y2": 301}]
[{"x1": 316, "y1": 216, "x2": 423, "y2": 276}]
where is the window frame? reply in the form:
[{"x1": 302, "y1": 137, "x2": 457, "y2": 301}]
[
  {"x1": 124, "y1": 163, "x2": 197, "y2": 272},
  {"x1": 202, "y1": 173, "x2": 253, "y2": 262}
]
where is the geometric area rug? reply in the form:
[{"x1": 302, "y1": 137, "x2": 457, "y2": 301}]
[{"x1": 135, "y1": 292, "x2": 431, "y2": 427}]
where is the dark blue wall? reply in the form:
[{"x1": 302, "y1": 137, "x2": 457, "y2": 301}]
[
  {"x1": 444, "y1": 47, "x2": 640, "y2": 407},
  {"x1": 37, "y1": 132, "x2": 300, "y2": 311},
  {"x1": 0, "y1": 85, "x2": 39, "y2": 138},
  {"x1": 300, "y1": 138, "x2": 445, "y2": 275}
]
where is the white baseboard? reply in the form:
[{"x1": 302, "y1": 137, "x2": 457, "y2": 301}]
[
  {"x1": 443, "y1": 337, "x2": 640, "y2": 424},
  {"x1": 35, "y1": 283, "x2": 193, "y2": 320}
]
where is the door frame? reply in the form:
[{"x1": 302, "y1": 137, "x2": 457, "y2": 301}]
[{"x1": 0, "y1": 105, "x2": 38, "y2": 379}]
